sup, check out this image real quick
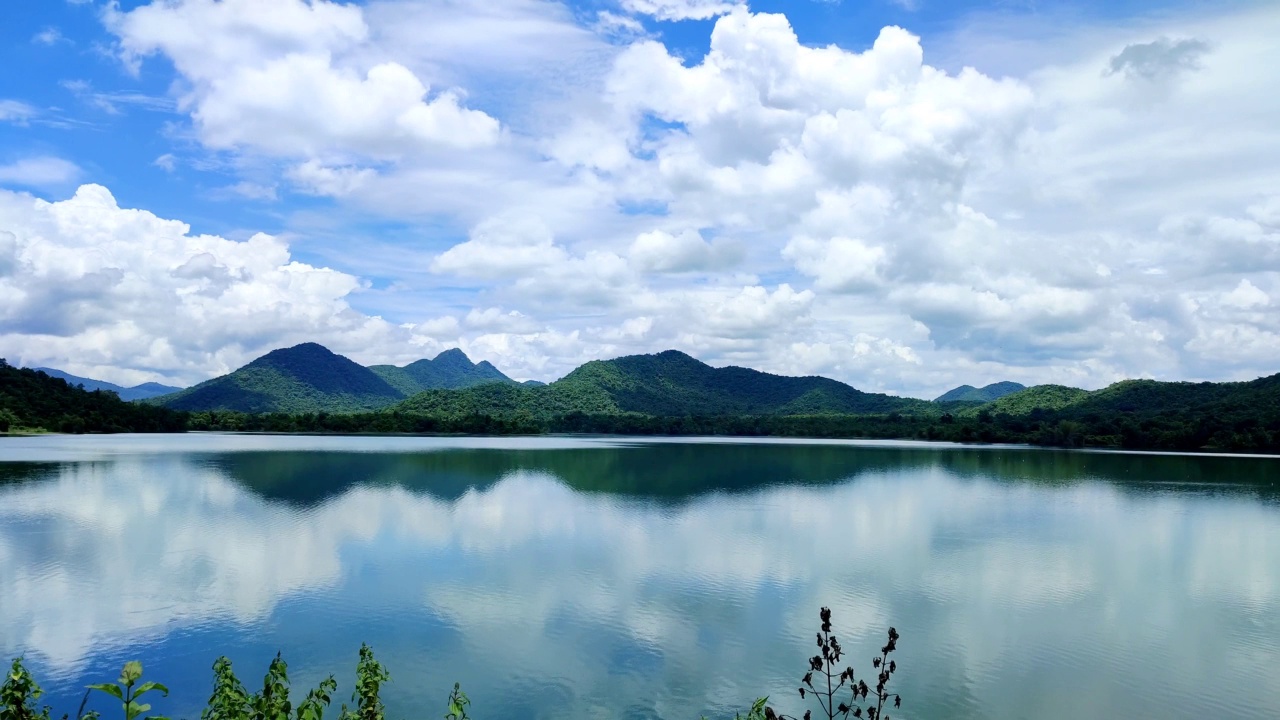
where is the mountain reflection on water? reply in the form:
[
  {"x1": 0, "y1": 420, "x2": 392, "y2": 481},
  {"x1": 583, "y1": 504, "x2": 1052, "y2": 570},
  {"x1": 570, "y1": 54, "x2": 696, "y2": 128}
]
[{"x1": 1, "y1": 435, "x2": 1277, "y2": 720}]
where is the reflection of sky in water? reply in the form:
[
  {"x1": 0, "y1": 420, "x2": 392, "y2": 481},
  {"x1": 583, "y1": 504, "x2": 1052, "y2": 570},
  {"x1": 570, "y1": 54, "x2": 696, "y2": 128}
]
[{"x1": 0, "y1": 435, "x2": 1278, "y2": 720}]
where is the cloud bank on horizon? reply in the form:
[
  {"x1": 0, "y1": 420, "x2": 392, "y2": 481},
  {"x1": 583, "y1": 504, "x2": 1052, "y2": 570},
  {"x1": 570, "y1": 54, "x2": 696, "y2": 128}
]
[{"x1": 0, "y1": 0, "x2": 1276, "y2": 398}]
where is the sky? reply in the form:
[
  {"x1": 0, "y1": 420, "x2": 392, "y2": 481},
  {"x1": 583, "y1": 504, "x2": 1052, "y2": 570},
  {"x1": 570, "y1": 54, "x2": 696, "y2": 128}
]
[{"x1": 0, "y1": 0, "x2": 1277, "y2": 398}]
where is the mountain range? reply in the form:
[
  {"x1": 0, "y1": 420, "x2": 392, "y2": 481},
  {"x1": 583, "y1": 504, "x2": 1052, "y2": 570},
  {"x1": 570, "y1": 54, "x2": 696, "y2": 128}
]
[
  {"x1": 148, "y1": 344, "x2": 536, "y2": 414},
  {"x1": 394, "y1": 349, "x2": 934, "y2": 419},
  {"x1": 147, "y1": 343, "x2": 934, "y2": 416},
  {"x1": 29, "y1": 367, "x2": 183, "y2": 401},
  {"x1": 8, "y1": 346, "x2": 1279, "y2": 452}
]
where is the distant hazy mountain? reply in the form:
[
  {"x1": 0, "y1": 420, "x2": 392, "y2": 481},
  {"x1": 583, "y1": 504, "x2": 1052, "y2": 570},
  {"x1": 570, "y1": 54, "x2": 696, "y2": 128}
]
[
  {"x1": 32, "y1": 367, "x2": 183, "y2": 401},
  {"x1": 368, "y1": 348, "x2": 515, "y2": 394},
  {"x1": 151, "y1": 343, "x2": 403, "y2": 413},
  {"x1": 935, "y1": 381, "x2": 1026, "y2": 403},
  {"x1": 396, "y1": 349, "x2": 930, "y2": 418}
]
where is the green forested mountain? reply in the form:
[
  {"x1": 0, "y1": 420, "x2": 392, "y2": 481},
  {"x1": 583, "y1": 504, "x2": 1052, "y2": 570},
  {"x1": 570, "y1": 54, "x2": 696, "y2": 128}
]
[
  {"x1": 368, "y1": 348, "x2": 515, "y2": 394},
  {"x1": 394, "y1": 349, "x2": 928, "y2": 419},
  {"x1": 970, "y1": 384, "x2": 1091, "y2": 415},
  {"x1": 935, "y1": 381, "x2": 1026, "y2": 403},
  {"x1": 984, "y1": 375, "x2": 1280, "y2": 421},
  {"x1": 32, "y1": 367, "x2": 183, "y2": 401},
  {"x1": 152, "y1": 343, "x2": 404, "y2": 413},
  {"x1": 16, "y1": 340, "x2": 1280, "y2": 452},
  {"x1": 0, "y1": 359, "x2": 185, "y2": 433}
]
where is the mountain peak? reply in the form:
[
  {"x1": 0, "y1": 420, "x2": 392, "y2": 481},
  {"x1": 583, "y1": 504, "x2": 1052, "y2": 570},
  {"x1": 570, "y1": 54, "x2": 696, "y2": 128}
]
[
  {"x1": 367, "y1": 348, "x2": 514, "y2": 394},
  {"x1": 432, "y1": 348, "x2": 474, "y2": 366},
  {"x1": 159, "y1": 342, "x2": 400, "y2": 413},
  {"x1": 259, "y1": 342, "x2": 335, "y2": 358},
  {"x1": 654, "y1": 349, "x2": 700, "y2": 362},
  {"x1": 935, "y1": 381, "x2": 1026, "y2": 403}
]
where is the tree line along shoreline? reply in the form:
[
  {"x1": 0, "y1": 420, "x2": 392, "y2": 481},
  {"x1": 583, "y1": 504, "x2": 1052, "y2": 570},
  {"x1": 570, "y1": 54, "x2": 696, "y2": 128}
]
[{"x1": 3, "y1": 358, "x2": 1279, "y2": 454}]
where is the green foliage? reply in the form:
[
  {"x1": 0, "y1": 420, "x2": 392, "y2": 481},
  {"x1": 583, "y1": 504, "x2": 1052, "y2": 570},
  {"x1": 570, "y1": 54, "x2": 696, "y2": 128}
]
[
  {"x1": 339, "y1": 645, "x2": 389, "y2": 720},
  {"x1": 970, "y1": 384, "x2": 1090, "y2": 416},
  {"x1": 5, "y1": 609, "x2": 904, "y2": 720},
  {"x1": 86, "y1": 661, "x2": 169, "y2": 720},
  {"x1": 0, "y1": 360, "x2": 185, "y2": 434},
  {"x1": 201, "y1": 657, "x2": 250, "y2": 720},
  {"x1": 441, "y1": 684, "x2": 469, "y2": 720},
  {"x1": 198, "y1": 654, "x2": 338, "y2": 720},
  {"x1": 3, "y1": 657, "x2": 53, "y2": 720}
]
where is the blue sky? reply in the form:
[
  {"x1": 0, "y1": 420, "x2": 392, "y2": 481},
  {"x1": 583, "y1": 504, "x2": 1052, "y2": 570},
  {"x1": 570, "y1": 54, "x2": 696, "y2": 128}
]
[{"x1": 0, "y1": 0, "x2": 1276, "y2": 396}]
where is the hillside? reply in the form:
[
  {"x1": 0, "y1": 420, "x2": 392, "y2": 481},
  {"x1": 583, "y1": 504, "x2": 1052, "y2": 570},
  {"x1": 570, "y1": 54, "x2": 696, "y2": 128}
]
[
  {"x1": 1064, "y1": 375, "x2": 1280, "y2": 420},
  {"x1": 394, "y1": 349, "x2": 928, "y2": 419},
  {"x1": 368, "y1": 349, "x2": 515, "y2": 394},
  {"x1": 153, "y1": 343, "x2": 404, "y2": 413},
  {"x1": 970, "y1": 384, "x2": 1091, "y2": 416},
  {"x1": 0, "y1": 359, "x2": 185, "y2": 433},
  {"x1": 935, "y1": 381, "x2": 1026, "y2": 403},
  {"x1": 32, "y1": 367, "x2": 183, "y2": 401}
]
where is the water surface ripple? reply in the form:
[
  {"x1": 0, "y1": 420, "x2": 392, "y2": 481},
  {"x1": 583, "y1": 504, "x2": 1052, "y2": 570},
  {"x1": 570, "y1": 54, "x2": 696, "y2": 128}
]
[{"x1": 1, "y1": 434, "x2": 1278, "y2": 720}]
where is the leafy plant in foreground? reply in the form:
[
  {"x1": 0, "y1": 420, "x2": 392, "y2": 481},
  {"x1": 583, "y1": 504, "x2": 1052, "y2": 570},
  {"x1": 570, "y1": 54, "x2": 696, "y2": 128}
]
[
  {"x1": 442, "y1": 684, "x2": 469, "y2": 720},
  {"x1": 767, "y1": 607, "x2": 902, "y2": 720},
  {"x1": 10, "y1": 610, "x2": 902, "y2": 720},
  {"x1": 338, "y1": 645, "x2": 389, "y2": 720},
  {"x1": 200, "y1": 653, "x2": 338, "y2": 720},
  {"x1": 86, "y1": 662, "x2": 168, "y2": 720},
  {"x1": 3, "y1": 658, "x2": 55, "y2": 720}
]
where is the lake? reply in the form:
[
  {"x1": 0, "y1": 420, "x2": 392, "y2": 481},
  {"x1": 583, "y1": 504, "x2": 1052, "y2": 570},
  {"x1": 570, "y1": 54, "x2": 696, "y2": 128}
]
[{"x1": 1, "y1": 434, "x2": 1278, "y2": 720}]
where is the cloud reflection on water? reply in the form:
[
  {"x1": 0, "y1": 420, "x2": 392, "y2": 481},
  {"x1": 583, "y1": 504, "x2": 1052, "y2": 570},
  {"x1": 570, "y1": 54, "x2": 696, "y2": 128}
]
[{"x1": 0, "y1": 439, "x2": 1278, "y2": 719}]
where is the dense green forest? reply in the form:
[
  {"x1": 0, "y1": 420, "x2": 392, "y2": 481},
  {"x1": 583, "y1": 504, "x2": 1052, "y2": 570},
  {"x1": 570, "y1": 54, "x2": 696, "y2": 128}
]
[
  {"x1": 393, "y1": 349, "x2": 933, "y2": 419},
  {"x1": 0, "y1": 359, "x2": 185, "y2": 433},
  {"x1": 7, "y1": 347, "x2": 1280, "y2": 453}
]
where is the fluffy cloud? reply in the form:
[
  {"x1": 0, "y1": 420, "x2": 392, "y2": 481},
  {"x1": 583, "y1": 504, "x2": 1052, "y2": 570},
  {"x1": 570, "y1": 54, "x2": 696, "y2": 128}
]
[
  {"x1": 430, "y1": 214, "x2": 568, "y2": 279},
  {"x1": 0, "y1": 185, "x2": 432, "y2": 385},
  {"x1": 628, "y1": 229, "x2": 740, "y2": 273},
  {"x1": 6, "y1": 1, "x2": 1280, "y2": 396},
  {"x1": 107, "y1": 0, "x2": 500, "y2": 161}
]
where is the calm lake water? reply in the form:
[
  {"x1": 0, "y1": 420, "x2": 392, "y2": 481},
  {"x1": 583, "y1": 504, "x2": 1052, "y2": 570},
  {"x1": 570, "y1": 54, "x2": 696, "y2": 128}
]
[{"x1": 1, "y1": 434, "x2": 1278, "y2": 720}]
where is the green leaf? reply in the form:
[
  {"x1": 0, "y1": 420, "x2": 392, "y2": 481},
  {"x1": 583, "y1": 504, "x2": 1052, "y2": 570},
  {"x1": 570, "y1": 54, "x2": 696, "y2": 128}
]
[
  {"x1": 119, "y1": 663, "x2": 143, "y2": 687},
  {"x1": 133, "y1": 683, "x2": 168, "y2": 698},
  {"x1": 85, "y1": 684, "x2": 124, "y2": 701}
]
